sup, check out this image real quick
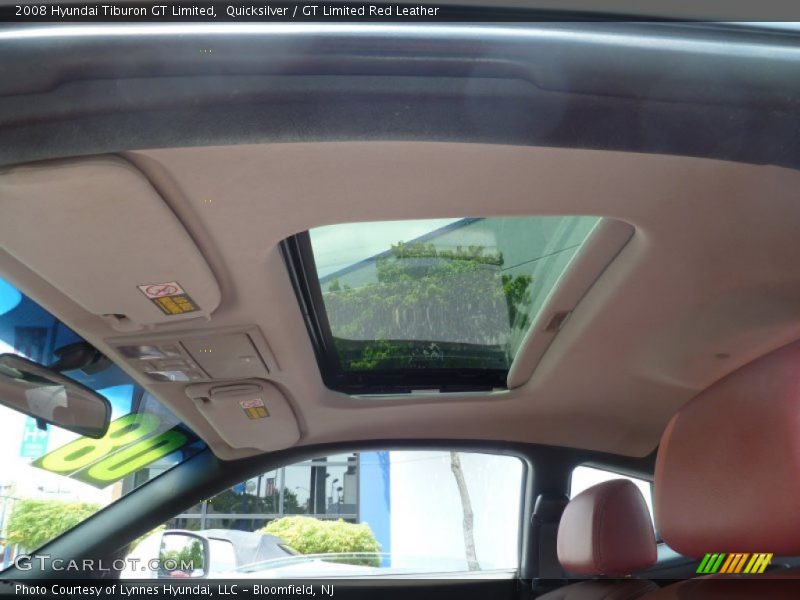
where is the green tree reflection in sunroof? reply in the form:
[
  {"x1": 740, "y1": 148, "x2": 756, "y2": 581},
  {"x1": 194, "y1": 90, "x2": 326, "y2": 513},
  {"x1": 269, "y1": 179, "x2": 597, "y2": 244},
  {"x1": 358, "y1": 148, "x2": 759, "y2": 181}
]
[{"x1": 309, "y1": 216, "x2": 600, "y2": 373}]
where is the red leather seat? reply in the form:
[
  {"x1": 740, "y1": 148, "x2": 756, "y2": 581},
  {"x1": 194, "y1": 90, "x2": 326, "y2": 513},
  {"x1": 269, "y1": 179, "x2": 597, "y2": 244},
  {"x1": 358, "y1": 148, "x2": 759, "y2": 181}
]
[
  {"x1": 642, "y1": 340, "x2": 800, "y2": 598},
  {"x1": 538, "y1": 479, "x2": 658, "y2": 599}
]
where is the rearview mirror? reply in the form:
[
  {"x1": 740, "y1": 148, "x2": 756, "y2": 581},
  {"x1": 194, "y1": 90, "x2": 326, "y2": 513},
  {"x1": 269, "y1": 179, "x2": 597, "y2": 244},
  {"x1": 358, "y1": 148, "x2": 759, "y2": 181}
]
[{"x1": 0, "y1": 353, "x2": 111, "y2": 438}]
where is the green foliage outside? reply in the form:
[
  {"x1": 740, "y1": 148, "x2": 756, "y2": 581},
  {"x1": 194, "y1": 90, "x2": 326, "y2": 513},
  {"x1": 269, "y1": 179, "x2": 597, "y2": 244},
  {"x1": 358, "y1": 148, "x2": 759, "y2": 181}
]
[
  {"x1": 211, "y1": 487, "x2": 303, "y2": 514},
  {"x1": 6, "y1": 499, "x2": 101, "y2": 551},
  {"x1": 206, "y1": 487, "x2": 304, "y2": 531},
  {"x1": 260, "y1": 516, "x2": 381, "y2": 567},
  {"x1": 322, "y1": 243, "x2": 533, "y2": 370},
  {"x1": 159, "y1": 538, "x2": 205, "y2": 574}
]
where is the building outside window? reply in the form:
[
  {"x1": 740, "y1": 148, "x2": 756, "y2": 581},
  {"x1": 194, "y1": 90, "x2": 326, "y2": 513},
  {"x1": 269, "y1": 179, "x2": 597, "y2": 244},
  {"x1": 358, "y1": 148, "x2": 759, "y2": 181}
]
[{"x1": 168, "y1": 453, "x2": 366, "y2": 533}]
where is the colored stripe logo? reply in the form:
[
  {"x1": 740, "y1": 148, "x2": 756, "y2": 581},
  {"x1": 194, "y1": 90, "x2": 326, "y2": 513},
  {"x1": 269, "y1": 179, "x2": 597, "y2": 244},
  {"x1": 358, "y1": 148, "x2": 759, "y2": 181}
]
[{"x1": 696, "y1": 553, "x2": 773, "y2": 574}]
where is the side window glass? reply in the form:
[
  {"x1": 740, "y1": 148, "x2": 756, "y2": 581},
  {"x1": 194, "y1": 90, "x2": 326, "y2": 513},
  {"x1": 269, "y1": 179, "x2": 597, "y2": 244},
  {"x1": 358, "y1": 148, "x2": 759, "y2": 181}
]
[
  {"x1": 570, "y1": 465, "x2": 654, "y2": 523},
  {"x1": 127, "y1": 451, "x2": 523, "y2": 578}
]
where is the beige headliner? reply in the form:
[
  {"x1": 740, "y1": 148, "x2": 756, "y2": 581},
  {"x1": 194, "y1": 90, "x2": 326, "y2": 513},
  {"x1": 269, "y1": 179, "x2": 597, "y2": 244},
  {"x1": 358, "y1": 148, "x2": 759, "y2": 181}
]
[{"x1": 3, "y1": 142, "x2": 800, "y2": 459}]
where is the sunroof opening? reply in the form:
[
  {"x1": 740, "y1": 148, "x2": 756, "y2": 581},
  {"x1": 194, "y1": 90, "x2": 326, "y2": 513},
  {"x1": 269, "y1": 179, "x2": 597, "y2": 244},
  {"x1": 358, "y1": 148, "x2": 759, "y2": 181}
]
[{"x1": 283, "y1": 216, "x2": 601, "y2": 394}]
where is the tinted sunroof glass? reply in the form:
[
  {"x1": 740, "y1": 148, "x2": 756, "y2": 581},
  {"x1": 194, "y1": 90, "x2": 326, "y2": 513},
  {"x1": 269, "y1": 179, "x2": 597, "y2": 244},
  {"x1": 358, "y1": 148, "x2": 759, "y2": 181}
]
[{"x1": 307, "y1": 216, "x2": 600, "y2": 384}]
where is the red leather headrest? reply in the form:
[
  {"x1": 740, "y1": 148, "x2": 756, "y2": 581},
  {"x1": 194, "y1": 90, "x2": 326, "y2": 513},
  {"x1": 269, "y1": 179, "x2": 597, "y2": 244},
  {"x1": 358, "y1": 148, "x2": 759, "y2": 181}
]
[
  {"x1": 655, "y1": 340, "x2": 800, "y2": 557},
  {"x1": 557, "y1": 479, "x2": 657, "y2": 576}
]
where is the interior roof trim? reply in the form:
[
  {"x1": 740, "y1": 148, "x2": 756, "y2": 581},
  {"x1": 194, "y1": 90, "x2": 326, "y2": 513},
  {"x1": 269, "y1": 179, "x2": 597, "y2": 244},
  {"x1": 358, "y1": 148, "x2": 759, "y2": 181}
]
[
  {"x1": 507, "y1": 217, "x2": 635, "y2": 389},
  {"x1": 1, "y1": 22, "x2": 797, "y2": 56},
  {"x1": 3, "y1": 22, "x2": 800, "y2": 169}
]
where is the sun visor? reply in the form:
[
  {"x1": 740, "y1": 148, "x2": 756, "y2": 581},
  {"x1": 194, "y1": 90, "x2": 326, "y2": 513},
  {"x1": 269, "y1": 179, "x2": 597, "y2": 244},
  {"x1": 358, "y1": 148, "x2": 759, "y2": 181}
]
[
  {"x1": 0, "y1": 157, "x2": 220, "y2": 328},
  {"x1": 185, "y1": 380, "x2": 300, "y2": 452}
]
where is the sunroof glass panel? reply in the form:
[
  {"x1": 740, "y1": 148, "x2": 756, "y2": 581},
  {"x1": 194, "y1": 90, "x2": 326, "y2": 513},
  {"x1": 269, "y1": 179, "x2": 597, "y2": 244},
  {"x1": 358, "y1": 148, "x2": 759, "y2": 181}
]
[{"x1": 308, "y1": 216, "x2": 600, "y2": 377}]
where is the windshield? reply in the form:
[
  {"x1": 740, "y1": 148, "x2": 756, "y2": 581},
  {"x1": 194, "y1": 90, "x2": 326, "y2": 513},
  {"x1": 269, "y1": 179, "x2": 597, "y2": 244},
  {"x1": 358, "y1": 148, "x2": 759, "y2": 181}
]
[{"x1": 0, "y1": 276, "x2": 206, "y2": 563}]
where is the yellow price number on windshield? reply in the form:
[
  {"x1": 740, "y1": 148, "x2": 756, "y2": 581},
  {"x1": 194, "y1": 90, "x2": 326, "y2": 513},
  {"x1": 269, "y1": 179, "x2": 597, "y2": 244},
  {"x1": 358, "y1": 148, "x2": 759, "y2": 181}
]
[{"x1": 33, "y1": 413, "x2": 192, "y2": 488}]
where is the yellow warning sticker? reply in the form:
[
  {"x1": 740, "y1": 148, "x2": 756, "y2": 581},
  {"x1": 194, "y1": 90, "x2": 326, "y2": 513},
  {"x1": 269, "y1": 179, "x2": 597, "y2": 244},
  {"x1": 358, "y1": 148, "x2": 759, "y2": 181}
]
[
  {"x1": 245, "y1": 406, "x2": 269, "y2": 420},
  {"x1": 240, "y1": 398, "x2": 270, "y2": 420},
  {"x1": 151, "y1": 294, "x2": 199, "y2": 315},
  {"x1": 138, "y1": 281, "x2": 200, "y2": 316}
]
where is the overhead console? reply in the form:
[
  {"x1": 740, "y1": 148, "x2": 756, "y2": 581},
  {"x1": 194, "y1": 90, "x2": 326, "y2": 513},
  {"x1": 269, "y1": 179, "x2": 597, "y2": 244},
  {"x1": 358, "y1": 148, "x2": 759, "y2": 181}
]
[
  {"x1": 0, "y1": 156, "x2": 221, "y2": 330},
  {"x1": 110, "y1": 325, "x2": 300, "y2": 452},
  {"x1": 109, "y1": 326, "x2": 275, "y2": 383}
]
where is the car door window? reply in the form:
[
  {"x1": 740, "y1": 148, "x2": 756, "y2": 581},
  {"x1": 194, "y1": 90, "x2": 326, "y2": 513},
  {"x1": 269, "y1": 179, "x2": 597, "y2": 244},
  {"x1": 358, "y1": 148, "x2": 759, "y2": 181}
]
[{"x1": 128, "y1": 451, "x2": 524, "y2": 578}]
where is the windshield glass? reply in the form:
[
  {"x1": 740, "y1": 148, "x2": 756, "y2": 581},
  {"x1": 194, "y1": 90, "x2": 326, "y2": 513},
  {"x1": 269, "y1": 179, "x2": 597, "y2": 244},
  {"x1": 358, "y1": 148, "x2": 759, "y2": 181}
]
[
  {"x1": 308, "y1": 216, "x2": 599, "y2": 380},
  {"x1": 0, "y1": 276, "x2": 206, "y2": 563}
]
